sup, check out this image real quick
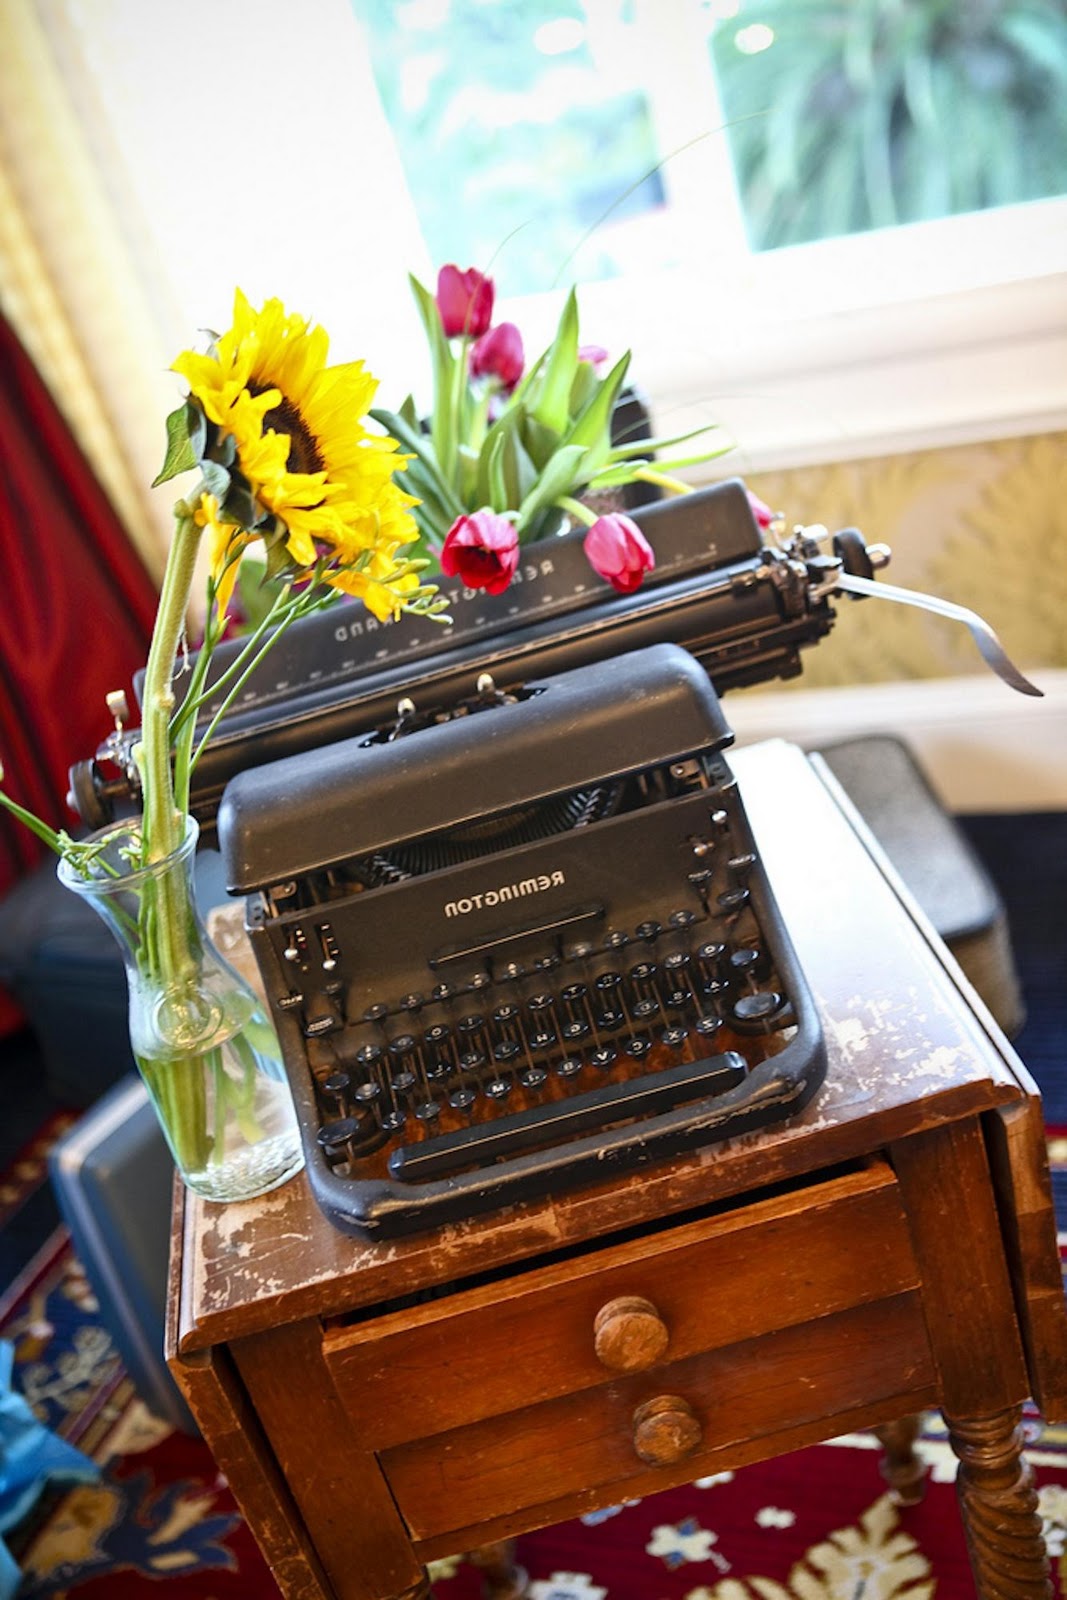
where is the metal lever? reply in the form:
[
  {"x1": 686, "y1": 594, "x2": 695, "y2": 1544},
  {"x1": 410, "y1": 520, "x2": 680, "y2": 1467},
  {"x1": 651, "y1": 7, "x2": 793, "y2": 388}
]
[{"x1": 835, "y1": 573, "x2": 1043, "y2": 698}]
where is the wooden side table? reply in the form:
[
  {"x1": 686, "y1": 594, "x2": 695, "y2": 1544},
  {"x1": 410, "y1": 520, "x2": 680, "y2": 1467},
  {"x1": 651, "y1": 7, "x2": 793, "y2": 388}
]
[{"x1": 167, "y1": 742, "x2": 1067, "y2": 1600}]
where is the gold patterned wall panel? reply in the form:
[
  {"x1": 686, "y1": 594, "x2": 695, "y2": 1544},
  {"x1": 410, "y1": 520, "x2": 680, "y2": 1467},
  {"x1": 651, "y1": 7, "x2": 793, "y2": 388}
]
[{"x1": 732, "y1": 430, "x2": 1066, "y2": 690}]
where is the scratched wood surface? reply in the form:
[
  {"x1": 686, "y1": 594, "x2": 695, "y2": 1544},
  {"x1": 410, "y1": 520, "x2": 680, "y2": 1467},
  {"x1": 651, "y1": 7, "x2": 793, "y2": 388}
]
[{"x1": 176, "y1": 741, "x2": 1027, "y2": 1352}]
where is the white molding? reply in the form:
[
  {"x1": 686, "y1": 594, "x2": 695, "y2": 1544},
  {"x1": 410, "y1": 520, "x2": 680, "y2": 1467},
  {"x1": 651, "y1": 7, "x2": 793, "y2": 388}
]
[{"x1": 725, "y1": 671, "x2": 1067, "y2": 814}]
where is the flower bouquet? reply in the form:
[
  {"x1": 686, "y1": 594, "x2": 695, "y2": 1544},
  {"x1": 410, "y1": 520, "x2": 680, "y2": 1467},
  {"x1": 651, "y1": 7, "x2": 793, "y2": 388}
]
[
  {"x1": 0, "y1": 291, "x2": 444, "y2": 1203},
  {"x1": 373, "y1": 264, "x2": 731, "y2": 600}
]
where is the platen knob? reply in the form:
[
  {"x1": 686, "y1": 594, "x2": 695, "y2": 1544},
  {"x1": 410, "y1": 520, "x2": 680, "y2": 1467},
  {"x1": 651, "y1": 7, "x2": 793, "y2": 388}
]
[
  {"x1": 594, "y1": 1295, "x2": 669, "y2": 1373},
  {"x1": 631, "y1": 1395, "x2": 702, "y2": 1467}
]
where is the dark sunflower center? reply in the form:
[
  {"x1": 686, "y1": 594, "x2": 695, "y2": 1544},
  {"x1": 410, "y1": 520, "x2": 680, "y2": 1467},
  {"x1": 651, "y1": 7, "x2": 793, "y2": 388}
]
[{"x1": 250, "y1": 384, "x2": 324, "y2": 476}]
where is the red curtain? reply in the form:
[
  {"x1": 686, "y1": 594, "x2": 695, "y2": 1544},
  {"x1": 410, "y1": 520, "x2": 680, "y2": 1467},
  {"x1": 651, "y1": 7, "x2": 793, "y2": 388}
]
[{"x1": 0, "y1": 312, "x2": 159, "y2": 1030}]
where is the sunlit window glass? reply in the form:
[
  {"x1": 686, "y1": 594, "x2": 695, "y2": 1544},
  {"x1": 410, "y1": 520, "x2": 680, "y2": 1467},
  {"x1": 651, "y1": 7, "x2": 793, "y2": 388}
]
[
  {"x1": 352, "y1": 0, "x2": 669, "y2": 293},
  {"x1": 707, "y1": 0, "x2": 1067, "y2": 251}
]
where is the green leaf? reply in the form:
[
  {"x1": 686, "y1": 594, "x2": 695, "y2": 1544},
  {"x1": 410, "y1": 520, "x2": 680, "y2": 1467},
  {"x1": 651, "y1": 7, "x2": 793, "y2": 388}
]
[
  {"x1": 153, "y1": 399, "x2": 206, "y2": 487},
  {"x1": 606, "y1": 421, "x2": 721, "y2": 462},
  {"x1": 516, "y1": 443, "x2": 587, "y2": 536},
  {"x1": 485, "y1": 428, "x2": 508, "y2": 513},
  {"x1": 559, "y1": 353, "x2": 631, "y2": 478},
  {"x1": 198, "y1": 459, "x2": 231, "y2": 503},
  {"x1": 528, "y1": 287, "x2": 579, "y2": 435},
  {"x1": 520, "y1": 413, "x2": 563, "y2": 472},
  {"x1": 409, "y1": 272, "x2": 457, "y2": 480},
  {"x1": 370, "y1": 407, "x2": 466, "y2": 520}
]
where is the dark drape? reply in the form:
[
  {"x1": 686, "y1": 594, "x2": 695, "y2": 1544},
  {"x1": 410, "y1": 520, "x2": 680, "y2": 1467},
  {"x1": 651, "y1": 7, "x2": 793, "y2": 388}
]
[{"x1": 0, "y1": 312, "x2": 159, "y2": 1029}]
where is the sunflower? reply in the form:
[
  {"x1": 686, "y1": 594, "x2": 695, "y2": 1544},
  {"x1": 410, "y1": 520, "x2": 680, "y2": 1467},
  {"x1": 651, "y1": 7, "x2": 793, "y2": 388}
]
[
  {"x1": 193, "y1": 491, "x2": 249, "y2": 622},
  {"x1": 172, "y1": 290, "x2": 419, "y2": 606}
]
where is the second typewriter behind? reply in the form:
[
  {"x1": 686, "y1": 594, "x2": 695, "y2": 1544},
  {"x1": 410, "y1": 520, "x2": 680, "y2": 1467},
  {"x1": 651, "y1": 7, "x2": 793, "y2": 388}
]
[{"x1": 218, "y1": 643, "x2": 825, "y2": 1238}]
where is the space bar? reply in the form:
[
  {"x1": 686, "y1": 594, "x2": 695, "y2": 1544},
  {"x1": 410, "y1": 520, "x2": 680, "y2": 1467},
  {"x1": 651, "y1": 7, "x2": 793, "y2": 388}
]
[{"x1": 388, "y1": 1051, "x2": 746, "y2": 1184}]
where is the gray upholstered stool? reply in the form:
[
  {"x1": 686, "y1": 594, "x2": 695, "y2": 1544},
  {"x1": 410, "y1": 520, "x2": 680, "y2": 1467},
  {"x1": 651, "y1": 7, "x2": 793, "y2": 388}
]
[{"x1": 815, "y1": 734, "x2": 1025, "y2": 1038}]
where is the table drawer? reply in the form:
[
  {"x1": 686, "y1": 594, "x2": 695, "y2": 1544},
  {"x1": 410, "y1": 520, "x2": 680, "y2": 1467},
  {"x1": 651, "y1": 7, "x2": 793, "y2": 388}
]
[
  {"x1": 385, "y1": 1288, "x2": 936, "y2": 1545},
  {"x1": 323, "y1": 1160, "x2": 919, "y2": 1450}
]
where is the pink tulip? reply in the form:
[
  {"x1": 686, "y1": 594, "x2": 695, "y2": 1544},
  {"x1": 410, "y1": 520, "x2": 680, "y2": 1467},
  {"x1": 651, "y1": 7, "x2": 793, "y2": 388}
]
[
  {"x1": 578, "y1": 344, "x2": 610, "y2": 371},
  {"x1": 583, "y1": 513, "x2": 655, "y2": 595},
  {"x1": 436, "y1": 265, "x2": 494, "y2": 339},
  {"x1": 746, "y1": 489, "x2": 777, "y2": 530},
  {"x1": 440, "y1": 510, "x2": 520, "y2": 596},
  {"x1": 470, "y1": 322, "x2": 524, "y2": 392}
]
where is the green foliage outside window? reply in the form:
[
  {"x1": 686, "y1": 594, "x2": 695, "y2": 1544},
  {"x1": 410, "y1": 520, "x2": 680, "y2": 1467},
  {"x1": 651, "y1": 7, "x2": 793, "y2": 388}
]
[{"x1": 710, "y1": 0, "x2": 1067, "y2": 251}]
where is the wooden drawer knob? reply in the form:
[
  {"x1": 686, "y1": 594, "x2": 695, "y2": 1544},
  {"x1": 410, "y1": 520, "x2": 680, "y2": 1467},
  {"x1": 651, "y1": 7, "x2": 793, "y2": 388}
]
[
  {"x1": 593, "y1": 1295, "x2": 670, "y2": 1372},
  {"x1": 632, "y1": 1395, "x2": 702, "y2": 1467}
]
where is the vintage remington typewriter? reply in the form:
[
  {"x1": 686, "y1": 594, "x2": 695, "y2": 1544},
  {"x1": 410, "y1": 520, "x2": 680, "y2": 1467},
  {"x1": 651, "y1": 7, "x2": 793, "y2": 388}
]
[
  {"x1": 216, "y1": 642, "x2": 823, "y2": 1237},
  {"x1": 71, "y1": 478, "x2": 1037, "y2": 1237}
]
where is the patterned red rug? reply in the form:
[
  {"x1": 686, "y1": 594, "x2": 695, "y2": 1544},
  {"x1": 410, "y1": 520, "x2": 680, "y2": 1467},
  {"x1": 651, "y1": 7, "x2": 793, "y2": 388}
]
[{"x1": 3, "y1": 1131, "x2": 1067, "y2": 1598}]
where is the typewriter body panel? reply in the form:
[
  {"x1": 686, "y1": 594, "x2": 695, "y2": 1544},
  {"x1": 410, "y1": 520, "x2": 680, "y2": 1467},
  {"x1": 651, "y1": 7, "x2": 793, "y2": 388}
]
[{"x1": 218, "y1": 644, "x2": 826, "y2": 1238}]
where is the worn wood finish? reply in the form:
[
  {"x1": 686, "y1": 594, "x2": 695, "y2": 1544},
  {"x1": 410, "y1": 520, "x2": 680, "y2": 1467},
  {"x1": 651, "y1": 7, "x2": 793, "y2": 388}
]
[
  {"x1": 874, "y1": 1415, "x2": 927, "y2": 1506},
  {"x1": 985, "y1": 1099, "x2": 1067, "y2": 1420},
  {"x1": 167, "y1": 744, "x2": 1067, "y2": 1600},
  {"x1": 948, "y1": 1408, "x2": 1052, "y2": 1598},
  {"x1": 323, "y1": 1162, "x2": 916, "y2": 1449},
  {"x1": 383, "y1": 1292, "x2": 936, "y2": 1543},
  {"x1": 891, "y1": 1119, "x2": 1029, "y2": 1415},
  {"x1": 165, "y1": 1187, "x2": 334, "y2": 1600},
  {"x1": 231, "y1": 1319, "x2": 427, "y2": 1600}
]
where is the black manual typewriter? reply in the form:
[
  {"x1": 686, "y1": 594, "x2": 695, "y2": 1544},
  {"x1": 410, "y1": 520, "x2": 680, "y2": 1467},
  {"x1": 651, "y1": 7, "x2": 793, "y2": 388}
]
[
  {"x1": 73, "y1": 478, "x2": 1037, "y2": 1237},
  {"x1": 217, "y1": 643, "x2": 824, "y2": 1236}
]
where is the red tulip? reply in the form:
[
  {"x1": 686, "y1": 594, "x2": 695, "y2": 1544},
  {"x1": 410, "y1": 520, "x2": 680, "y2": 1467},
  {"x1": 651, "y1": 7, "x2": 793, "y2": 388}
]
[
  {"x1": 440, "y1": 510, "x2": 520, "y2": 596},
  {"x1": 436, "y1": 265, "x2": 494, "y2": 339},
  {"x1": 470, "y1": 322, "x2": 524, "y2": 391},
  {"x1": 583, "y1": 513, "x2": 655, "y2": 594}
]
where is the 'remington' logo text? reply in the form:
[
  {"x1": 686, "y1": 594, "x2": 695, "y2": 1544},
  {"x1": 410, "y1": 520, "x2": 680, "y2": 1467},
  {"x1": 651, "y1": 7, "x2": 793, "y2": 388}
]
[{"x1": 445, "y1": 871, "x2": 565, "y2": 918}]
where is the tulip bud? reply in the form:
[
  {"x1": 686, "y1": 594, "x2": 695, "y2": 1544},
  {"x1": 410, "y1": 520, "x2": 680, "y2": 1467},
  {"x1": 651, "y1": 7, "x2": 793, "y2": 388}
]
[
  {"x1": 746, "y1": 489, "x2": 777, "y2": 530},
  {"x1": 470, "y1": 322, "x2": 524, "y2": 392},
  {"x1": 583, "y1": 513, "x2": 655, "y2": 595},
  {"x1": 440, "y1": 509, "x2": 520, "y2": 596},
  {"x1": 436, "y1": 265, "x2": 494, "y2": 339}
]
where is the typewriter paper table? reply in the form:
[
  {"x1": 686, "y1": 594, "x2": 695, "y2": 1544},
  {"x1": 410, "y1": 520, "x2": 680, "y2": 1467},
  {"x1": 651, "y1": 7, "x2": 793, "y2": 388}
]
[{"x1": 166, "y1": 741, "x2": 1067, "y2": 1600}]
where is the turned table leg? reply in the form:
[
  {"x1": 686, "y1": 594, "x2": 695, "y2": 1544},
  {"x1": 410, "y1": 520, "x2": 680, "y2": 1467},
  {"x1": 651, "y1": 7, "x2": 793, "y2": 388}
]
[
  {"x1": 874, "y1": 1414, "x2": 927, "y2": 1506},
  {"x1": 947, "y1": 1407, "x2": 1050, "y2": 1598},
  {"x1": 465, "y1": 1540, "x2": 528, "y2": 1599}
]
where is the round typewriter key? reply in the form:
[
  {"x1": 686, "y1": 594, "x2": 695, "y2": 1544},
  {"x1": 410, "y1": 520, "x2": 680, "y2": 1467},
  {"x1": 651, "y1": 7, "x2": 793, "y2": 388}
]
[
  {"x1": 363, "y1": 1002, "x2": 388, "y2": 1024},
  {"x1": 733, "y1": 990, "x2": 784, "y2": 1025},
  {"x1": 354, "y1": 1080, "x2": 382, "y2": 1106},
  {"x1": 391, "y1": 1070, "x2": 417, "y2": 1096},
  {"x1": 562, "y1": 1019, "x2": 590, "y2": 1042},
  {"x1": 626, "y1": 1035, "x2": 653, "y2": 1060},
  {"x1": 563, "y1": 940, "x2": 594, "y2": 962},
  {"x1": 431, "y1": 982, "x2": 455, "y2": 1003},
  {"x1": 485, "y1": 1078, "x2": 513, "y2": 1102},
  {"x1": 718, "y1": 888, "x2": 750, "y2": 915},
  {"x1": 604, "y1": 930, "x2": 630, "y2": 951},
  {"x1": 528, "y1": 1029, "x2": 556, "y2": 1052},
  {"x1": 493, "y1": 1040, "x2": 521, "y2": 1065},
  {"x1": 449, "y1": 1085, "x2": 477, "y2": 1112},
  {"x1": 595, "y1": 1008, "x2": 624, "y2": 1030},
  {"x1": 533, "y1": 953, "x2": 560, "y2": 974},
  {"x1": 561, "y1": 982, "x2": 587, "y2": 1003},
  {"x1": 316, "y1": 1117, "x2": 359, "y2": 1152},
  {"x1": 380, "y1": 1109, "x2": 406, "y2": 1133},
  {"x1": 632, "y1": 998, "x2": 658, "y2": 1021},
  {"x1": 401, "y1": 992, "x2": 424, "y2": 1013},
  {"x1": 458, "y1": 1051, "x2": 486, "y2": 1072},
  {"x1": 730, "y1": 948, "x2": 761, "y2": 976},
  {"x1": 695, "y1": 1014, "x2": 723, "y2": 1039},
  {"x1": 728, "y1": 852, "x2": 757, "y2": 879},
  {"x1": 636, "y1": 920, "x2": 662, "y2": 944},
  {"x1": 661, "y1": 1025, "x2": 689, "y2": 1050},
  {"x1": 493, "y1": 1003, "x2": 520, "y2": 1025},
  {"x1": 557, "y1": 1056, "x2": 583, "y2": 1079},
  {"x1": 322, "y1": 1072, "x2": 350, "y2": 1110},
  {"x1": 669, "y1": 908, "x2": 697, "y2": 930},
  {"x1": 414, "y1": 1100, "x2": 441, "y2": 1124},
  {"x1": 520, "y1": 1065, "x2": 548, "y2": 1090},
  {"x1": 498, "y1": 961, "x2": 525, "y2": 982},
  {"x1": 590, "y1": 1046, "x2": 617, "y2": 1070},
  {"x1": 595, "y1": 972, "x2": 622, "y2": 994},
  {"x1": 469, "y1": 970, "x2": 492, "y2": 991}
]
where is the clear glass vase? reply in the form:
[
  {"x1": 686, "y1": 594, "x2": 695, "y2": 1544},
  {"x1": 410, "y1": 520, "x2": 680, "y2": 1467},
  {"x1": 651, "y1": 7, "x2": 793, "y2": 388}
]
[{"x1": 58, "y1": 818, "x2": 304, "y2": 1203}]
